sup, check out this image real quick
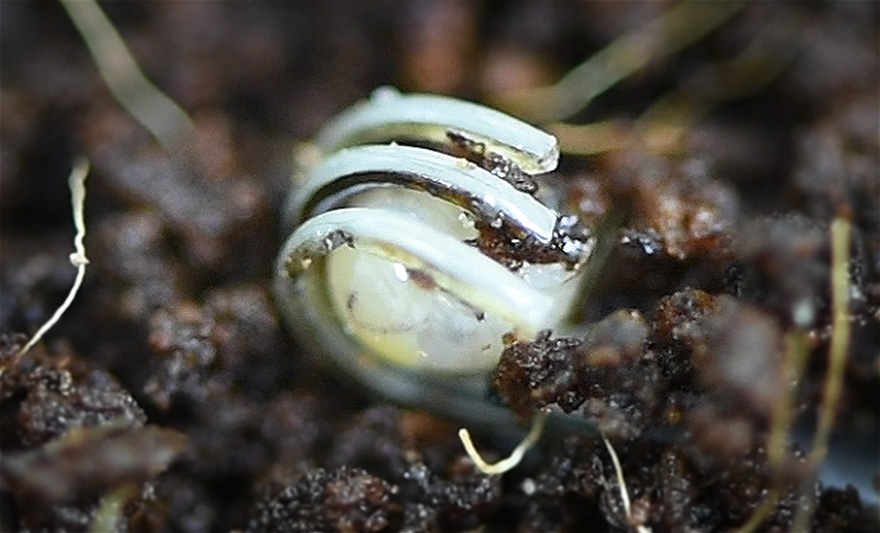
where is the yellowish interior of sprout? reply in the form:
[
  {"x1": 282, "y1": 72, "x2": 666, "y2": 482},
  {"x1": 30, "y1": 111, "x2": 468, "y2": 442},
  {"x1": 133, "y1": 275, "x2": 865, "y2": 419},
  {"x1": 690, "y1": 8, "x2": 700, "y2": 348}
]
[
  {"x1": 327, "y1": 245, "x2": 516, "y2": 371},
  {"x1": 325, "y1": 188, "x2": 513, "y2": 372}
]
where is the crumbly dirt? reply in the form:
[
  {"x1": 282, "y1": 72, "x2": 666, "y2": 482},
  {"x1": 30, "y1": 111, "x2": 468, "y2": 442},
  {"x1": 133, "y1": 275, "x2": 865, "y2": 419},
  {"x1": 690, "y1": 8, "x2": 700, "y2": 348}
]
[{"x1": 1, "y1": 2, "x2": 878, "y2": 532}]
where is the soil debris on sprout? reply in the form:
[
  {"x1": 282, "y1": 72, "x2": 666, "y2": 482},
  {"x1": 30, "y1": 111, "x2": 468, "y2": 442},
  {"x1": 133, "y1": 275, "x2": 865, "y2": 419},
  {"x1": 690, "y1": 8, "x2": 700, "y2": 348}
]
[{"x1": 1, "y1": 2, "x2": 878, "y2": 532}]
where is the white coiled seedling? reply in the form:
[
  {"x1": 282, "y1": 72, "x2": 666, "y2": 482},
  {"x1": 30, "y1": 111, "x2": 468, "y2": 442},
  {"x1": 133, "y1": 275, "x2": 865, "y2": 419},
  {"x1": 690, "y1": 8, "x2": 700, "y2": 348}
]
[{"x1": 274, "y1": 88, "x2": 594, "y2": 473}]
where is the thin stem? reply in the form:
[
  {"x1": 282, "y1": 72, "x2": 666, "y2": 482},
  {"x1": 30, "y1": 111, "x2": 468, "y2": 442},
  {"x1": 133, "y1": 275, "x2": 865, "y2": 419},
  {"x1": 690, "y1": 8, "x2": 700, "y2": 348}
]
[
  {"x1": 603, "y1": 436, "x2": 652, "y2": 533},
  {"x1": 552, "y1": 16, "x2": 794, "y2": 157},
  {"x1": 495, "y1": 0, "x2": 744, "y2": 123},
  {"x1": 17, "y1": 159, "x2": 91, "y2": 358},
  {"x1": 792, "y1": 216, "x2": 852, "y2": 531},
  {"x1": 59, "y1": 0, "x2": 195, "y2": 152},
  {"x1": 737, "y1": 330, "x2": 809, "y2": 533}
]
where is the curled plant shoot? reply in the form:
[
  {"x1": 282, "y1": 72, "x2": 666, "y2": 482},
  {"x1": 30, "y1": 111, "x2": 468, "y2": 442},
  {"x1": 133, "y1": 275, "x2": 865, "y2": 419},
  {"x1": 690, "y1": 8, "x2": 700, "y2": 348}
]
[{"x1": 274, "y1": 88, "x2": 601, "y2": 471}]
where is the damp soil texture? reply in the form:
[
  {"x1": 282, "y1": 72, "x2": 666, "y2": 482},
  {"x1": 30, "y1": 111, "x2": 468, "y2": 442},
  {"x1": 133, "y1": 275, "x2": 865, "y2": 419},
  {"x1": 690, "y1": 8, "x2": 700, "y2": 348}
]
[{"x1": 1, "y1": 2, "x2": 879, "y2": 532}]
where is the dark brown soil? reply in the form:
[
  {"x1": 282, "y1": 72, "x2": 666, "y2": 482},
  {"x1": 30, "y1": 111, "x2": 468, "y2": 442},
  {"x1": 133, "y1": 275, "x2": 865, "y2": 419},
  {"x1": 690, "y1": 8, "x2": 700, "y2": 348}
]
[{"x1": 1, "y1": 2, "x2": 878, "y2": 532}]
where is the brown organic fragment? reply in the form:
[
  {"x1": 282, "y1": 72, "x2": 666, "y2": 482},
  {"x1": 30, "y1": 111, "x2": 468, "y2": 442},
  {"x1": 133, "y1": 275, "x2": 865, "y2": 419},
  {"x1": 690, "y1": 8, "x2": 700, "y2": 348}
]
[{"x1": 0, "y1": 425, "x2": 186, "y2": 503}]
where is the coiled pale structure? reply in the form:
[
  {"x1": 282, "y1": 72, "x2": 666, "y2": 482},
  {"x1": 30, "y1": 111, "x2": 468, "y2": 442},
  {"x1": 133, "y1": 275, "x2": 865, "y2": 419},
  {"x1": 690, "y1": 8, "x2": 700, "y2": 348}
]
[{"x1": 274, "y1": 87, "x2": 593, "y2": 426}]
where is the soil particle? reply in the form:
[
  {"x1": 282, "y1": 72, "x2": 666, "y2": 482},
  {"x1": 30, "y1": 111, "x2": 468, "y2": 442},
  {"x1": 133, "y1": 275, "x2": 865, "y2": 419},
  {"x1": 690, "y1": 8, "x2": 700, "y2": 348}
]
[
  {"x1": 731, "y1": 215, "x2": 841, "y2": 327},
  {"x1": 92, "y1": 212, "x2": 188, "y2": 321},
  {"x1": 495, "y1": 309, "x2": 660, "y2": 440},
  {"x1": 617, "y1": 151, "x2": 740, "y2": 262},
  {"x1": 399, "y1": 461, "x2": 501, "y2": 530},
  {"x1": 94, "y1": 149, "x2": 273, "y2": 275},
  {"x1": 143, "y1": 286, "x2": 282, "y2": 409},
  {"x1": 249, "y1": 467, "x2": 400, "y2": 533},
  {"x1": 661, "y1": 293, "x2": 785, "y2": 416},
  {"x1": 324, "y1": 407, "x2": 413, "y2": 478},
  {"x1": 495, "y1": 289, "x2": 801, "y2": 460},
  {"x1": 0, "y1": 338, "x2": 146, "y2": 450},
  {"x1": 13, "y1": 361, "x2": 147, "y2": 448},
  {"x1": 494, "y1": 330, "x2": 584, "y2": 420}
]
